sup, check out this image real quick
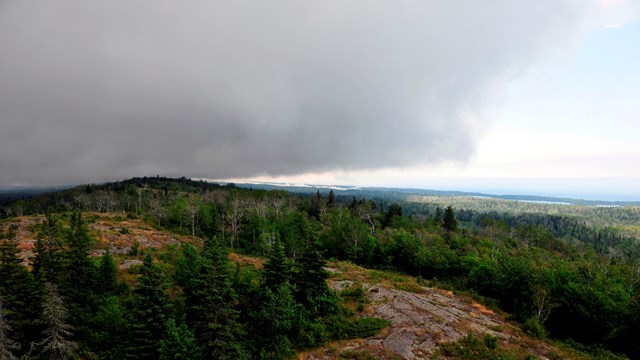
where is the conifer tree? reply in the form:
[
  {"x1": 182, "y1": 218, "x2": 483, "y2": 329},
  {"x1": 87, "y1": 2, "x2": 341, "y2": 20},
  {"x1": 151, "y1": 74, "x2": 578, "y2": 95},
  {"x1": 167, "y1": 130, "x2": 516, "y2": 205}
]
[
  {"x1": 98, "y1": 249, "x2": 118, "y2": 294},
  {"x1": 186, "y1": 237, "x2": 245, "y2": 359},
  {"x1": 308, "y1": 191, "x2": 324, "y2": 220},
  {"x1": 443, "y1": 206, "x2": 457, "y2": 232},
  {"x1": 262, "y1": 240, "x2": 292, "y2": 291},
  {"x1": 0, "y1": 300, "x2": 19, "y2": 360},
  {"x1": 434, "y1": 206, "x2": 443, "y2": 225},
  {"x1": 294, "y1": 240, "x2": 336, "y2": 318},
  {"x1": 127, "y1": 254, "x2": 171, "y2": 360},
  {"x1": 159, "y1": 319, "x2": 200, "y2": 360},
  {"x1": 38, "y1": 283, "x2": 77, "y2": 360},
  {"x1": 327, "y1": 190, "x2": 335, "y2": 209},
  {"x1": 251, "y1": 240, "x2": 303, "y2": 358},
  {"x1": 0, "y1": 238, "x2": 42, "y2": 352},
  {"x1": 62, "y1": 212, "x2": 96, "y2": 345},
  {"x1": 253, "y1": 283, "x2": 297, "y2": 359},
  {"x1": 174, "y1": 243, "x2": 202, "y2": 288},
  {"x1": 89, "y1": 296, "x2": 128, "y2": 360},
  {"x1": 64, "y1": 212, "x2": 95, "y2": 298},
  {"x1": 33, "y1": 211, "x2": 65, "y2": 283},
  {"x1": 382, "y1": 203, "x2": 402, "y2": 229}
]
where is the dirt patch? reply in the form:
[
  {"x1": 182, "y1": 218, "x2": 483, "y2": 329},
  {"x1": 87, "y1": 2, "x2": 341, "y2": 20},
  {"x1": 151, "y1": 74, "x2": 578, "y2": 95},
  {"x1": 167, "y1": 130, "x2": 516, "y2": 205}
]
[
  {"x1": 229, "y1": 253, "x2": 264, "y2": 268},
  {"x1": 471, "y1": 302, "x2": 496, "y2": 316}
]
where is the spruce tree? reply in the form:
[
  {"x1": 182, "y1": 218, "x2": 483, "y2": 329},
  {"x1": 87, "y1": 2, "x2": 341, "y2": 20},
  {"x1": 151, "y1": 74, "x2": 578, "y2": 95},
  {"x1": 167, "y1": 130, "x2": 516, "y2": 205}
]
[
  {"x1": 251, "y1": 240, "x2": 303, "y2": 358},
  {"x1": 327, "y1": 190, "x2": 335, "y2": 209},
  {"x1": 294, "y1": 240, "x2": 336, "y2": 318},
  {"x1": 262, "y1": 240, "x2": 292, "y2": 291},
  {"x1": 62, "y1": 212, "x2": 96, "y2": 345},
  {"x1": 443, "y1": 206, "x2": 457, "y2": 232},
  {"x1": 159, "y1": 319, "x2": 200, "y2": 360},
  {"x1": 97, "y1": 249, "x2": 118, "y2": 295},
  {"x1": 126, "y1": 254, "x2": 171, "y2": 360},
  {"x1": 33, "y1": 211, "x2": 65, "y2": 283},
  {"x1": 174, "y1": 243, "x2": 202, "y2": 288},
  {"x1": 64, "y1": 212, "x2": 95, "y2": 299},
  {"x1": 185, "y1": 237, "x2": 245, "y2": 359},
  {"x1": 0, "y1": 238, "x2": 42, "y2": 352},
  {"x1": 434, "y1": 206, "x2": 443, "y2": 225},
  {"x1": 382, "y1": 203, "x2": 402, "y2": 229},
  {"x1": 253, "y1": 283, "x2": 297, "y2": 359},
  {"x1": 89, "y1": 296, "x2": 128, "y2": 360}
]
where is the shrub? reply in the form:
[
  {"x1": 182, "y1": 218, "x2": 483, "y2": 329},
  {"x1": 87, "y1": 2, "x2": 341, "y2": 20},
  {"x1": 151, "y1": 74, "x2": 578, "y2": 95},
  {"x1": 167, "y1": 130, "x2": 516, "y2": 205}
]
[
  {"x1": 483, "y1": 334, "x2": 498, "y2": 350},
  {"x1": 522, "y1": 318, "x2": 546, "y2": 339},
  {"x1": 437, "y1": 334, "x2": 518, "y2": 360},
  {"x1": 326, "y1": 316, "x2": 390, "y2": 340}
]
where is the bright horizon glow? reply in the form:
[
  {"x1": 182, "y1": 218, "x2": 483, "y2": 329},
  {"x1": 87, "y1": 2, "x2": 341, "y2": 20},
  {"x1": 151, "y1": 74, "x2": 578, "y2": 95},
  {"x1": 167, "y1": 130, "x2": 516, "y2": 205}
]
[{"x1": 226, "y1": 4, "x2": 640, "y2": 202}]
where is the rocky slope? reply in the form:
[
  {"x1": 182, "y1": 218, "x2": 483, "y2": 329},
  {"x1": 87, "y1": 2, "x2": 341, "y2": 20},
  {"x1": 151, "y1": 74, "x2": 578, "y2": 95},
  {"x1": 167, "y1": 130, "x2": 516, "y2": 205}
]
[{"x1": 305, "y1": 262, "x2": 586, "y2": 360}]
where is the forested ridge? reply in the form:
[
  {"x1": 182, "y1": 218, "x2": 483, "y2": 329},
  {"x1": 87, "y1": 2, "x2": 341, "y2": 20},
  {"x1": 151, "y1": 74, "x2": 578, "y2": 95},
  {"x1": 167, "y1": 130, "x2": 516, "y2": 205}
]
[{"x1": 1, "y1": 177, "x2": 640, "y2": 359}]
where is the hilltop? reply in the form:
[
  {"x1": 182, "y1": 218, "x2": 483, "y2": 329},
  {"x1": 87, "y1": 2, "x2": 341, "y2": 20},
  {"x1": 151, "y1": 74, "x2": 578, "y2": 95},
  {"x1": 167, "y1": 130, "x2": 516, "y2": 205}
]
[
  {"x1": 0, "y1": 177, "x2": 638, "y2": 359},
  {"x1": 2, "y1": 212, "x2": 609, "y2": 359}
]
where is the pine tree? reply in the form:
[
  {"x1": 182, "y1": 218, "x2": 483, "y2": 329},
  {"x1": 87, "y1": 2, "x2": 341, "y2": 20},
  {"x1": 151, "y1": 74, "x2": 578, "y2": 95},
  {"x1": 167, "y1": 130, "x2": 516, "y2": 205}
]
[
  {"x1": 174, "y1": 243, "x2": 202, "y2": 288},
  {"x1": 126, "y1": 254, "x2": 171, "y2": 360},
  {"x1": 308, "y1": 191, "x2": 324, "y2": 220},
  {"x1": 0, "y1": 300, "x2": 20, "y2": 360},
  {"x1": 38, "y1": 283, "x2": 77, "y2": 360},
  {"x1": 348, "y1": 197, "x2": 358, "y2": 211},
  {"x1": 33, "y1": 211, "x2": 65, "y2": 283},
  {"x1": 62, "y1": 212, "x2": 96, "y2": 344},
  {"x1": 262, "y1": 240, "x2": 292, "y2": 291},
  {"x1": 382, "y1": 203, "x2": 403, "y2": 229},
  {"x1": 327, "y1": 190, "x2": 335, "y2": 209},
  {"x1": 0, "y1": 238, "x2": 42, "y2": 352},
  {"x1": 64, "y1": 212, "x2": 95, "y2": 298},
  {"x1": 294, "y1": 240, "x2": 336, "y2": 318},
  {"x1": 443, "y1": 206, "x2": 458, "y2": 232},
  {"x1": 97, "y1": 249, "x2": 118, "y2": 295},
  {"x1": 253, "y1": 283, "x2": 298, "y2": 359},
  {"x1": 186, "y1": 237, "x2": 245, "y2": 359},
  {"x1": 434, "y1": 206, "x2": 443, "y2": 225},
  {"x1": 127, "y1": 254, "x2": 171, "y2": 357},
  {"x1": 89, "y1": 296, "x2": 128, "y2": 360},
  {"x1": 159, "y1": 319, "x2": 200, "y2": 360}
]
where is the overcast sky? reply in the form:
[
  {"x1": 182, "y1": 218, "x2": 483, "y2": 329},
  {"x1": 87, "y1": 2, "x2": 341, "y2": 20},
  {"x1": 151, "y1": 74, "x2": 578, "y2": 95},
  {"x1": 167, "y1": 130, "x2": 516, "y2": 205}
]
[{"x1": 1, "y1": 1, "x2": 638, "y2": 200}]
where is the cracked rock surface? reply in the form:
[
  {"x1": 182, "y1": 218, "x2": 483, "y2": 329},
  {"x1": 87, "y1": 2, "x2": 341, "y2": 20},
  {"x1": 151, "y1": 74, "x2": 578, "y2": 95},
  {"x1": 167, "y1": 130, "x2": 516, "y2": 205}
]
[{"x1": 362, "y1": 283, "x2": 507, "y2": 359}]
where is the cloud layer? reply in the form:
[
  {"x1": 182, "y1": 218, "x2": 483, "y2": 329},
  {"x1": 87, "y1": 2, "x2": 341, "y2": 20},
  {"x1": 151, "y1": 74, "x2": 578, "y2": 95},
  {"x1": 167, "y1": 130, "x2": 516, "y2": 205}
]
[{"x1": 0, "y1": 1, "x2": 588, "y2": 186}]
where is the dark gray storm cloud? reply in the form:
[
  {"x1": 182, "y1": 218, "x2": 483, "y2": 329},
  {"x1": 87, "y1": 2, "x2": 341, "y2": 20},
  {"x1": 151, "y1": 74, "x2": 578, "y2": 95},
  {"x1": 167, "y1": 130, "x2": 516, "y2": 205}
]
[{"x1": 0, "y1": 1, "x2": 588, "y2": 185}]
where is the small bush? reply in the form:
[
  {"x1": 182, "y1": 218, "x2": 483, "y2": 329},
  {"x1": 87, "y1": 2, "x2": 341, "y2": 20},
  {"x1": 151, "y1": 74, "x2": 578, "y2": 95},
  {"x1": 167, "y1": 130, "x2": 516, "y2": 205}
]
[
  {"x1": 340, "y1": 282, "x2": 365, "y2": 299},
  {"x1": 339, "y1": 349, "x2": 377, "y2": 360},
  {"x1": 483, "y1": 334, "x2": 497, "y2": 350},
  {"x1": 522, "y1": 318, "x2": 545, "y2": 339},
  {"x1": 347, "y1": 317, "x2": 390, "y2": 338},
  {"x1": 128, "y1": 241, "x2": 140, "y2": 256},
  {"x1": 294, "y1": 319, "x2": 328, "y2": 348},
  {"x1": 437, "y1": 334, "x2": 518, "y2": 360},
  {"x1": 395, "y1": 282, "x2": 423, "y2": 293}
]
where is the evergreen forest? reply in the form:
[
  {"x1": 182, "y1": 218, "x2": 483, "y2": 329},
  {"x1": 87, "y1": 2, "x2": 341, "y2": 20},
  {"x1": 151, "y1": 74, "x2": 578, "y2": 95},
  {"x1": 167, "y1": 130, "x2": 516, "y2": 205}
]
[{"x1": 1, "y1": 177, "x2": 640, "y2": 359}]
